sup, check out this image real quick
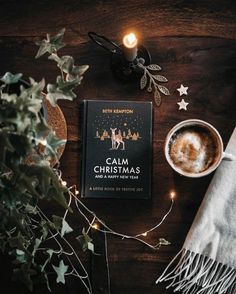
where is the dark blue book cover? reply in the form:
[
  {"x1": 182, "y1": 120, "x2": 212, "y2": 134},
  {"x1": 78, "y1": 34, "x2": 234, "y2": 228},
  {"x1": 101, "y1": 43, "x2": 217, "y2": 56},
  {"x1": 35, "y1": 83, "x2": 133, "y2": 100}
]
[{"x1": 81, "y1": 100, "x2": 152, "y2": 198}]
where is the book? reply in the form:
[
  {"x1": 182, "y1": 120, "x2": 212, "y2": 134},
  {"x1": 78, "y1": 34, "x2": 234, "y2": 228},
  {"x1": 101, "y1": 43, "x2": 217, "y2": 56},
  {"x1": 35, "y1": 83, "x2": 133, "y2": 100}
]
[{"x1": 81, "y1": 100, "x2": 152, "y2": 198}]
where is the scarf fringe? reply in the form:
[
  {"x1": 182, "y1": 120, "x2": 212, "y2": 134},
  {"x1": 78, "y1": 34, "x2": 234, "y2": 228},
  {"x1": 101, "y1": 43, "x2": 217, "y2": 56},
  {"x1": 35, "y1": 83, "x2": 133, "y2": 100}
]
[{"x1": 156, "y1": 249, "x2": 236, "y2": 294}]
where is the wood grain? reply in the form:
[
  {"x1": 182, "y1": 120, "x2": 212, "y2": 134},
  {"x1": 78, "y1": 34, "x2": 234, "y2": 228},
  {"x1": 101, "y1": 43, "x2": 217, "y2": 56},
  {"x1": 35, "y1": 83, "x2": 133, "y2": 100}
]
[{"x1": 0, "y1": 1, "x2": 235, "y2": 293}]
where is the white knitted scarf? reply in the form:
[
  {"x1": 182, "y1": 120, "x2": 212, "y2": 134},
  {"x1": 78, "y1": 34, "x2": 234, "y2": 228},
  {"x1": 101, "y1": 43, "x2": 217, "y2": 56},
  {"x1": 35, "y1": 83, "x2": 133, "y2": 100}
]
[{"x1": 156, "y1": 127, "x2": 236, "y2": 294}]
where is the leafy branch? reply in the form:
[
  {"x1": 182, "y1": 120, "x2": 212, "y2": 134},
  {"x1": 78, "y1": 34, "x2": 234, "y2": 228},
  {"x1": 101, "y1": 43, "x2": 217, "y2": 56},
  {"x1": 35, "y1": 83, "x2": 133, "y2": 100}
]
[
  {"x1": 35, "y1": 28, "x2": 89, "y2": 106},
  {"x1": 0, "y1": 29, "x2": 89, "y2": 292},
  {"x1": 138, "y1": 62, "x2": 170, "y2": 107}
]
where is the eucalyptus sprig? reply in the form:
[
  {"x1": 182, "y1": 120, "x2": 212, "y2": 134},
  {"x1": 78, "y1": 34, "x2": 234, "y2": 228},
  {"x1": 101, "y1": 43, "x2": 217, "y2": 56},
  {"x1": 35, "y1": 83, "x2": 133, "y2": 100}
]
[{"x1": 138, "y1": 61, "x2": 170, "y2": 106}]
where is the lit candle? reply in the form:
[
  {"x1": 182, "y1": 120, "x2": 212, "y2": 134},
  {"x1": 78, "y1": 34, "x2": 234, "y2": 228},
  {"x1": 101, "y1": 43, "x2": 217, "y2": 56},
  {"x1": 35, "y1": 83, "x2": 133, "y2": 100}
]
[{"x1": 122, "y1": 33, "x2": 138, "y2": 62}]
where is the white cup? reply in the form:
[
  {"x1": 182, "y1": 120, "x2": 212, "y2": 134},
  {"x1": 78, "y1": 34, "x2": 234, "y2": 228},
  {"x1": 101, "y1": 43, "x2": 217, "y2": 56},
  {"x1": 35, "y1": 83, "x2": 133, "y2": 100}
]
[{"x1": 164, "y1": 119, "x2": 235, "y2": 178}]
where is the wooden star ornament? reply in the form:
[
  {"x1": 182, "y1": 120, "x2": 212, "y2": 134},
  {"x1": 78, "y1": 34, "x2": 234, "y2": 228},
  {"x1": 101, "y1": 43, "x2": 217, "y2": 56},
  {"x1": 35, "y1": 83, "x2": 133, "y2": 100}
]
[
  {"x1": 177, "y1": 99, "x2": 189, "y2": 111},
  {"x1": 177, "y1": 84, "x2": 188, "y2": 96}
]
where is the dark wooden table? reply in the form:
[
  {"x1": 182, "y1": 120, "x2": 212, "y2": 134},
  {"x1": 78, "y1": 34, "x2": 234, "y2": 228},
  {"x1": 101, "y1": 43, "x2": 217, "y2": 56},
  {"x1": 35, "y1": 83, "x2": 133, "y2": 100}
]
[{"x1": 0, "y1": 1, "x2": 236, "y2": 293}]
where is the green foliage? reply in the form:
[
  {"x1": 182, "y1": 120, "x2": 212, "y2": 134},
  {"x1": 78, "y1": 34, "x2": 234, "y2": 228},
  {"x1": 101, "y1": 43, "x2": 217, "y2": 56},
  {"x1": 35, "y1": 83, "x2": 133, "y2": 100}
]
[
  {"x1": 52, "y1": 260, "x2": 68, "y2": 284},
  {"x1": 35, "y1": 28, "x2": 89, "y2": 107},
  {"x1": 1, "y1": 72, "x2": 23, "y2": 84},
  {"x1": 0, "y1": 29, "x2": 88, "y2": 291},
  {"x1": 77, "y1": 228, "x2": 93, "y2": 252}
]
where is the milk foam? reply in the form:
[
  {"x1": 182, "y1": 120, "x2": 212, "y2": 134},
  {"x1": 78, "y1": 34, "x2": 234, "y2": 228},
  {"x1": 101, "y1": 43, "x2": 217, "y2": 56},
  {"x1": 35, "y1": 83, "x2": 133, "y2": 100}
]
[{"x1": 169, "y1": 129, "x2": 216, "y2": 173}]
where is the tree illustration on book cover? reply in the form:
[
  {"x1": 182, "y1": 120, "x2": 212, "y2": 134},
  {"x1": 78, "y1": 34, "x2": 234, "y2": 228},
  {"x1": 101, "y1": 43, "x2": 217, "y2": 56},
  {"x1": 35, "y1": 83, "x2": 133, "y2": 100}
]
[{"x1": 81, "y1": 100, "x2": 152, "y2": 198}]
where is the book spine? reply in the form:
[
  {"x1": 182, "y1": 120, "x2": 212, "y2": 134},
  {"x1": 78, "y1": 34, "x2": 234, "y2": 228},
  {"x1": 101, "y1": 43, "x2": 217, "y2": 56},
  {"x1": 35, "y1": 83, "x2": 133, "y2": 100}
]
[{"x1": 80, "y1": 100, "x2": 88, "y2": 197}]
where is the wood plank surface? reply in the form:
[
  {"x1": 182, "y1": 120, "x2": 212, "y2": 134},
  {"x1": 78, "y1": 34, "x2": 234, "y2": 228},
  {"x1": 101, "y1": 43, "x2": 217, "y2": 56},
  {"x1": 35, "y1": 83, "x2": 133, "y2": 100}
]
[{"x1": 0, "y1": 1, "x2": 235, "y2": 293}]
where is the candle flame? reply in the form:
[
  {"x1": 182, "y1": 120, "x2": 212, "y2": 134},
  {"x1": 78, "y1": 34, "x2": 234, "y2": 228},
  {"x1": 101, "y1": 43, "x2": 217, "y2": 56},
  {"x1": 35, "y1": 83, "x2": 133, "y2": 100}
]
[{"x1": 123, "y1": 33, "x2": 138, "y2": 48}]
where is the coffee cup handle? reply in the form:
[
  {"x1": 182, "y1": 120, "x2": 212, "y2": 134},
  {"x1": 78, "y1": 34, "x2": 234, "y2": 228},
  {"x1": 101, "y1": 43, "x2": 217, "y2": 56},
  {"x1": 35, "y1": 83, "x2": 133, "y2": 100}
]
[{"x1": 222, "y1": 152, "x2": 235, "y2": 161}]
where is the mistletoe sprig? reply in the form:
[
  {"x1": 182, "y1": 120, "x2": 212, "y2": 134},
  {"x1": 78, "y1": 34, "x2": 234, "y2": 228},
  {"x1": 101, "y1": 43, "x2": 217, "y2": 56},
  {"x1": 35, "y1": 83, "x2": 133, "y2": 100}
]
[{"x1": 138, "y1": 61, "x2": 170, "y2": 106}]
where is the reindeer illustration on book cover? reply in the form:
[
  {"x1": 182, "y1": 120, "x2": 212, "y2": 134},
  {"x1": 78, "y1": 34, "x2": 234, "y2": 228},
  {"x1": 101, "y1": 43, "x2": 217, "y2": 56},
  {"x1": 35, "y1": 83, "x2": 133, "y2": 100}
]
[{"x1": 81, "y1": 100, "x2": 152, "y2": 198}]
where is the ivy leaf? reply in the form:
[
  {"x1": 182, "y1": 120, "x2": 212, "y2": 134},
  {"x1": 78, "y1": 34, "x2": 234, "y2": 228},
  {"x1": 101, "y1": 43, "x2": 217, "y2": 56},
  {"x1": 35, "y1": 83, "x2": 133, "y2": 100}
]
[
  {"x1": 70, "y1": 65, "x2": 89, "y2": 76},
  {"x1": 61, "y1": 219, "x2": 73, "y2": 237},
  {"x1": 48, "y1": 53, "x2": 61, "y2": 63},
  {"x1": 159, "y1": 238, "x2": 171, "y2": 246},
  {"x1": 0, "y1": 72, "x2": 23, "y2": 84},
  {"x1": 17, "y1": 176, "x2": 40, "y2": 198},
  {"x1": 56, "y1": 75, "x2": 80, "y2": 92},
  {"x1": 1, "y1": 93, "x2": 18, "y2": 103},
  {"x1": 41, "y1": 249, "x2": 54, "y2": 272},
  {"x1": 14, "y1": 249, "x2": 26, "y2": 264},
  {"x1": 87, "y1": 241, "x2": 94, "y2": 253},
  {"x1": 51, "y1": 216, "x2": 73, "y2": 237},
  {"x1": 158, "y1": 85, "x2": 170, "y2": 96},
  {"x1": 35, "y1": 28, "x2": 66, "y2": 59},
  {"x1": 52, "y1": 215, "x2": 63, "y2": 231},
  {"x1": 57, "y1": 56, "x2": 74, "y2": 74},
  {"x1": 47, "y1": 249, "x2": 54, "y2": 259},
  {"x1": 40, "y1": 220, "x2": 50, "y2": 240},
  {"x1": 140, "y1": 74, "x2": 147, "y2": 90},
  {"x1": 32, "y1": 238, "x2": 42, "y2": 256},
  {"x1": 153, "y1": 75, "x2": 168, "y2": 82},
  {"x1": 50, "y1": 28, "x2": 66, "y2": 46},
  {"x1": 27, "y1": 78, "x2": 45, "y2": 100},
  {"x1": 47, "y1": 186, "x2": 69, "y2": 210},
  {"x1": 44, "y1": 131, "x2": 66, "y2": 157},
  {"x1": 46, "y1": 91, "x2": 74, "y2": 107},
  {"x1": 8, "y1": 233, "x2": 28, "y2": 250},
  {"x1": 76, "y1": 228, "x2": 92, "y2": 252},
  {"x1": 52, "y1": 260, "x2": 68, "y2": 284},
  {"x1": 24, "y1": 204, "x2": 37, "y2": 215},
  {"x1": 35, "y1": 116, "x2": 51, "y2": 139},
  {"x1": 146, "y1": 64, "x2": 162, "y2": 71}
]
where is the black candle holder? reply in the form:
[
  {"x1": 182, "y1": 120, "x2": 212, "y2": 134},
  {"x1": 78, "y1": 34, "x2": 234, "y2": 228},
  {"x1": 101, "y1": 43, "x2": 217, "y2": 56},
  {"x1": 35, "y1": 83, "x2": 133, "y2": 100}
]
[
  {"x1": 88, "y1": 32, "x2": 170, "y2": 106},
  {"x1": 88, "y1": 32, "x2": 151, "y2": 82}
]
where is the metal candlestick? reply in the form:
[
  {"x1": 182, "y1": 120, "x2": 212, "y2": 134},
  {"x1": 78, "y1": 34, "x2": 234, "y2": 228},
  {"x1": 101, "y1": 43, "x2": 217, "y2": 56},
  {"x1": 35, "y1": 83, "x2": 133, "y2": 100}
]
[
  {"x1": 88, "y1": 32, "x2": 151, "y2": 82},
  {"x1": 88, "y1": 32, "x2": 170, "y2": 106}
]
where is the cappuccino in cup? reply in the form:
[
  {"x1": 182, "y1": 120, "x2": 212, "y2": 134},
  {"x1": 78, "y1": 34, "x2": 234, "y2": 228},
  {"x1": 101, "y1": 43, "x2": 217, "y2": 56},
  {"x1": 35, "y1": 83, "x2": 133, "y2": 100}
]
[{"x1": 164, "y1": 120, "x2": 234, "y2": 177}]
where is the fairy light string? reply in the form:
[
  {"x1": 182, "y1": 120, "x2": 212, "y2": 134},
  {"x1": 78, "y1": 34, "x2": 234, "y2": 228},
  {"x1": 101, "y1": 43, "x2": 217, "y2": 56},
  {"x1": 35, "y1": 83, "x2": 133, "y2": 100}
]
[
  {"x1": 26, "y1": 167, "x2": 175, "y2": 294},
  {"x1": 67, "y1": 184, "x2": 175, "y2": 249}
]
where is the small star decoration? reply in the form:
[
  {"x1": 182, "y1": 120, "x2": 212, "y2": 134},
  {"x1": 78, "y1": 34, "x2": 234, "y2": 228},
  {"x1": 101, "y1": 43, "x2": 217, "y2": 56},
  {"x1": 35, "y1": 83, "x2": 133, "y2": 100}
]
[
  {"x1": 177, "y1": 99, "x2": 189, "y2": 111},
  {"x1": 177, "y1": 84, "x2": 188, "y2": 96}
]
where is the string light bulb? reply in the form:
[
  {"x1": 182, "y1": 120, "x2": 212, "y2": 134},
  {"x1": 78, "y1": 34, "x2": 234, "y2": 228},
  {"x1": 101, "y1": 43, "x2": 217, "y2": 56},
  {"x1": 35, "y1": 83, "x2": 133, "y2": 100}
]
[
  {"x1": 75, "y1": 190, "x2": 79, "y2": 195},
  {"x1": 170, "y1": 191, "x2": 176, "y2": 199},
  {"x1": 61, "y1": 180, "x2": 67, "y2": 186},
  {"x1": 142, "y1": 232, "x2": 148, "y2": 237},
  {"x1": 92, "y1": 223, "x2": 99, "y2": 230},
  {"x1": 39, "y1": 139, "x2": 47, "y2": 146}
]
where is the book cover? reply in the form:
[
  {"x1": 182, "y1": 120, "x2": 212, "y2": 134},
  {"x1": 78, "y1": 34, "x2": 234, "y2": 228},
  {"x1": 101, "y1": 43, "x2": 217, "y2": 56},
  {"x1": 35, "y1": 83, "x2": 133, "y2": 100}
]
[{"x1": 81, "y1": 100, "x2": 152, "y2": 198}]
